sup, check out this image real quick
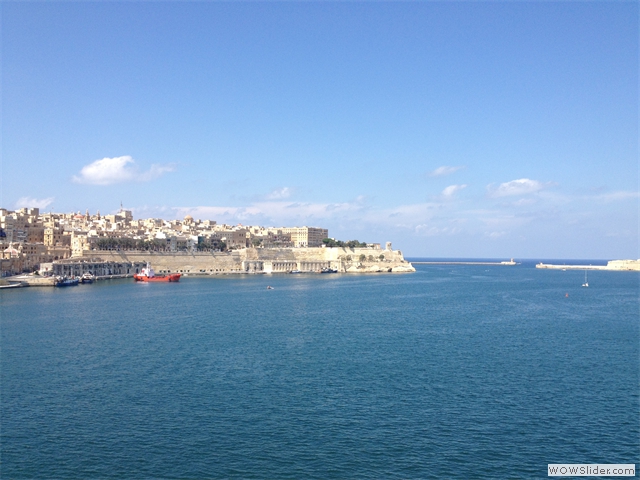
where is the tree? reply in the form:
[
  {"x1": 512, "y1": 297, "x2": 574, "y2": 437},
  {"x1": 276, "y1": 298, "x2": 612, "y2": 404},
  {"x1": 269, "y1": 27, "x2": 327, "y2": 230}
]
[
  {"x1": 379, "y1": 254, "x2": 385, "y2": 261},
  {"x1": 359, "y1": 254, "x2": 366, "y2": 262}
]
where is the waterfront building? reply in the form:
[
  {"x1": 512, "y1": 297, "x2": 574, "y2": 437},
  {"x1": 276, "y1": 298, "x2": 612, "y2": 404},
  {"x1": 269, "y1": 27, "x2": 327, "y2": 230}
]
[
  {"x1": 280, "y1": 227, "x2": 329, "y2": 248},
  {"x1": 0, "y1": 206, "x2": 337, "y2": 274}
]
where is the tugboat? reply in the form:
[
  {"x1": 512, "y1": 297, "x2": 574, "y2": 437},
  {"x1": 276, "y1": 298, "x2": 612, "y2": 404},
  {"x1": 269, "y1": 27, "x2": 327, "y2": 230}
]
[{"x1": 133, "y1": 264, "x2": 181, "y2": 282}]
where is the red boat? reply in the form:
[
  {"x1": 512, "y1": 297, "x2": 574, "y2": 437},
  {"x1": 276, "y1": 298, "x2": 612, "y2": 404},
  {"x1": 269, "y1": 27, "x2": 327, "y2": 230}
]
[{"x1": 133, "y1": 264, "x2": 180, "y2": 282}]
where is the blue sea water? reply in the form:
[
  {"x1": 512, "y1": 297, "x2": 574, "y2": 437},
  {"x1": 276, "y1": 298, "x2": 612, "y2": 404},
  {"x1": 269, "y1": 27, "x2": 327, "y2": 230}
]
[{"x1": 1, "y1": 262, "x2": 638, "y2": 478}]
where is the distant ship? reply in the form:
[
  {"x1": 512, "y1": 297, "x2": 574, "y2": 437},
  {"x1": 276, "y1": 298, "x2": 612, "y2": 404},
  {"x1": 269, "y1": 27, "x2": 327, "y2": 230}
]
[{"x1": 134, "y1": 264, "x2": 181, "y2": 283}]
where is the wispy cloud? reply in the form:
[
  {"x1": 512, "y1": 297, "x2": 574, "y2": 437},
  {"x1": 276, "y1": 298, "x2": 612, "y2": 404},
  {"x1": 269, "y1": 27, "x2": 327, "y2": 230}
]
[
  {"x1": 593, "y1": 191, "x2": 639, "y2": 202},
  {"x1": 441, "y1": 184, "x2": 467, "y2": 197},
  {"x1": 488, "y1": 178, "x2": 548, "y2": 197},
  {"x1": 414, "y1": 224, "x2": 462, "y2": 236},
  {"x1": 173, "y1": 200, "x2": 364, "y2": 226},
  {"x1": 428, "y1": 165, "x2": 464, "y2": 177},
  {"x1": 13, "y1": 196, "x2": 54, "y2": 209},
  {"x1": 72, "y1": 156, "x2": 175, "y2": 185},
  {"x1": 266, "y1": 187, "x2": 292, "y2": 200}
]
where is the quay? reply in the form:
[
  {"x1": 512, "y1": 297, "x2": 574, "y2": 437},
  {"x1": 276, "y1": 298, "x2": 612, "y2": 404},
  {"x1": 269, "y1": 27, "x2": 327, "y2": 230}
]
[
  {"x1": 412, "y1": 259, "x2": 517, "y2": 266},
  {"x1": 3, "y1": 272, "x2": 136, "y2": 287}
]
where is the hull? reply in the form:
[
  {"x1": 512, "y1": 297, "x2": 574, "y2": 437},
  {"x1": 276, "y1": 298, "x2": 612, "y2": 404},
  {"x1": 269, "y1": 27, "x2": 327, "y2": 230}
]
[{"x1": 133, "y1": 273, "x2": 181, "y2": 282}]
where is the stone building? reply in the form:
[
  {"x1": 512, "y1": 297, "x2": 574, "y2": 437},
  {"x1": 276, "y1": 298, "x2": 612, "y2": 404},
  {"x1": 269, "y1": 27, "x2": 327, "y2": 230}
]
[{"x1": 280, "y1": 227, "x2": 328, "y2": 247}]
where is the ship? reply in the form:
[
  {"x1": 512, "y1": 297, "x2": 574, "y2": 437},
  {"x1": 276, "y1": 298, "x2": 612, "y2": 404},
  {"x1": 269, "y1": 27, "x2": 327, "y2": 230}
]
[{"x1": 133, "y1": 264, "x2": 181, "y2": 282}]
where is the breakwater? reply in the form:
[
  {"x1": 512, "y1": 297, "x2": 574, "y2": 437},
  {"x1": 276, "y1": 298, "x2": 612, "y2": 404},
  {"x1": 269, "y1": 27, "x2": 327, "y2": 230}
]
[
  {"x1": 413, "y1": 259, "x2": 516, "y2": 266},
  {"x1": 536, "y1": 259, "x2": 640, "y2": 271}
]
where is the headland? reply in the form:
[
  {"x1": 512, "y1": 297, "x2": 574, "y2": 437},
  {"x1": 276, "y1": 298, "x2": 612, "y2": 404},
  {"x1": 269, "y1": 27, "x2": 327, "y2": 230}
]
[{"x1": 1, "y1": 206, "x2": 415, "y2": 281}]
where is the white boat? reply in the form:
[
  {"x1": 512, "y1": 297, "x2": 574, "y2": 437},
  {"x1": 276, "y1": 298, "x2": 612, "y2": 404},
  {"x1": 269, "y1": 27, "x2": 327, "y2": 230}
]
[
  {"x1": 0, "y1": 282, "x2": 27, "y2": 289},
  {"x1": 582, "y1": 270, "x2": 589, "y2": 287},
  {"x1": 81, "y1": 273, "x2": 95, "y2": 284}
]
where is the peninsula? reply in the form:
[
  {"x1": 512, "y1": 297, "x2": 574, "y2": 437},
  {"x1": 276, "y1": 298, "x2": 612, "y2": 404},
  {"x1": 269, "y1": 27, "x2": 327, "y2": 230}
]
[{"x1": 0, "y1": 206, "x2": 415, "y2": 279}]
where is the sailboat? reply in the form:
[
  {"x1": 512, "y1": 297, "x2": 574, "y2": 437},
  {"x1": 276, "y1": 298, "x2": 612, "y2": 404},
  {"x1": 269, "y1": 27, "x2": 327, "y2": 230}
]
[{"x1": 582, "y1": 270, "x2": 589, "y2": 288}]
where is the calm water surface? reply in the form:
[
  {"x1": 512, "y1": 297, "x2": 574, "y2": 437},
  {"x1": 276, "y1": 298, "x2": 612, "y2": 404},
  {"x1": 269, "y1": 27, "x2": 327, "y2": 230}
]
[{"x1": 2, "y1": 263, "x2": 638, "y2": 478}]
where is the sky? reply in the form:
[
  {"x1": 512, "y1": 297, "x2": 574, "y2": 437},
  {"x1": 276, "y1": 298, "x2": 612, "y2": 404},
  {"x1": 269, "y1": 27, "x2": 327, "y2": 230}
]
[{"x1": 1, "y1": 1, "x2": 637, "y2": 259}]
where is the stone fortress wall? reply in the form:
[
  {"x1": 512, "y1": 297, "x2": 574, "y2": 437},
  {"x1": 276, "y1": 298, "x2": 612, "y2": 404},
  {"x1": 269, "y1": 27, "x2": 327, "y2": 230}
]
[{"x1": 84, "y1": 243, "x2": 415, "y2": 274}]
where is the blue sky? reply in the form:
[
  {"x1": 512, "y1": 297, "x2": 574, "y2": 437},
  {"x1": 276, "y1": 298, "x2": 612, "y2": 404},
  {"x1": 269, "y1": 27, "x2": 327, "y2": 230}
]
[{"x1": 2, "y1": 1, "x2": 637, "y2": 259}]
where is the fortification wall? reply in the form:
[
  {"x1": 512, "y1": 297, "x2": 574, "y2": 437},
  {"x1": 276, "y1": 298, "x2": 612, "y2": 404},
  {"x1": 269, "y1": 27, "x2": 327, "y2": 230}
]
[{"x1": 83, "y1": 246, "x2": 415, "y2": 274}]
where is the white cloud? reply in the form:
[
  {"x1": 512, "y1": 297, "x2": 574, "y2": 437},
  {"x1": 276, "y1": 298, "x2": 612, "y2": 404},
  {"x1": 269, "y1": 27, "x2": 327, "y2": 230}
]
[
  {"x1": 138, "y1": 164, "x2": 176, "y2": 182},
  {"x1": 72, "y1": 156, "x2": 175, "y2": 185},
  {"x1": 428, "y1": 165, "x2": 464, "y2": 177},
  {"x1": 488, "y1": 178, "x2": 547, "y2": 197},
  {"x1": 266, "y1": 187, "x2": 292, "y2": 200},
  {"x1": 13, "y1": 196, "x2": 54, "y2": 209},
  {"x1": 442, "y1": 184, "x2": 467, "y2": 197},
  {"x1": 168, "y1": 200, "x2": 457, "y2": 241}
]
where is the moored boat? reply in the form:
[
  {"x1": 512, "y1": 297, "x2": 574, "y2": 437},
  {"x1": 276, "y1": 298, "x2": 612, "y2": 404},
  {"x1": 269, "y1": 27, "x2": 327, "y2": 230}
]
[
  {"x1": 133, "y1": 264, "x2": 180, "y2": 282},
  {"x1": 55, "y1": 276, "x2": 79, "y2": 287},
  {"x1": 81, "y1": 273, "x2": 95, "y2": 284}
]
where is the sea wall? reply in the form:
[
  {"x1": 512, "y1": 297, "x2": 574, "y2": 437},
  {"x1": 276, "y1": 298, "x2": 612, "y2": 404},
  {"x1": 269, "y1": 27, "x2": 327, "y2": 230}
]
[
  {"x1": 535, "y1": 259, "x2": 640, "y2": 271},
  {"x1": 82, "y1": 246, "x2": 415, "y2": 274}
]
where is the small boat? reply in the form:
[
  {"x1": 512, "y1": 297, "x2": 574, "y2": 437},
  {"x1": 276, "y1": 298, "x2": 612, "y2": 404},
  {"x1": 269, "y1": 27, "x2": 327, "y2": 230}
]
[
  {"x1": 320, "y1": 267, "x2": 338, "y2": 274},
  {"x1": 81, "y1": 273, "x2": 95, "y2": 284},
  {"x1": 55, "y1": 276, "x2": 79, "y2": 287},
  {"x1": 289, "y1": 270, "x2": 302, "y2": 274},
  {"x1": 0, "y1": 282, "x2": 27, "y2": 289},
  {"x1": 582, "y1": 270, "x2": 589, "y2": 288},
  {"x1": 267, "y1": 285, "x2": 274, "y2": 290},
  {"x1": 134, "y1": 264, "x2": 181, "y2": 283}
]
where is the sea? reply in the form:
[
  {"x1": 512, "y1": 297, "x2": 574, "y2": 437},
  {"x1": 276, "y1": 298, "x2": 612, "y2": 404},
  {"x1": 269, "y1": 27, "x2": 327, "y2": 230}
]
[{"x1": 1, "y1": 260, "x2": 638, "y2": 479}]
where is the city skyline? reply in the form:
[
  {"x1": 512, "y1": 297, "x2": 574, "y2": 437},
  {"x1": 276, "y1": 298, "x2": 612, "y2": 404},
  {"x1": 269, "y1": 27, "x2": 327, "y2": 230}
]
[{"x1": 2, "y1": 2, "x2": 637, "y2": 259}]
